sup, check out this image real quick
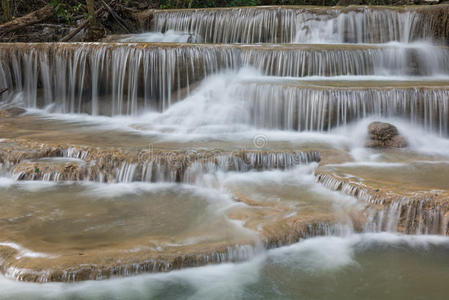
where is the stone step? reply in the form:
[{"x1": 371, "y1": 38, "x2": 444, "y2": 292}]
[
  {"x1": 0, "y1": 176, "x2": 346, "y2": 282},
  {"x1": 316, "y1": 160, "x2": 449, "y2": 235}
]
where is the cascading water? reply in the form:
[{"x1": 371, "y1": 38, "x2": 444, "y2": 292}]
[
  {"x1": 0, "y1": 4, "x2": 449, "y2": 297},
  {"x1": 1, "y1": 42, "x2": 449, "y2": 117},
  {"x1": 149, "y1": 6, "x2": 449, "y2": 44},
  {"x1": 232, "y1": 80, "x2": 449, "y2": 134}
]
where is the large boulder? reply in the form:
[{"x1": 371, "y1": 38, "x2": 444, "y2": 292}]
[{"x1": 366, "y1": 122, "x2": 408, "y2": 148}]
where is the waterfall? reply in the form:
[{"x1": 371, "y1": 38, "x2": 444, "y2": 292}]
[
  {"x1": 150, "y1": 6, "x2": 449, "y2": 44},
  {"x1": 1, "y1": 43, "x2": 449, "y2": 116},
  {"x1": 363, "y1": 199, "x2": 449, "y2": 235},
  {"x1": 5, "y1": 145, "x2": 321, "y2": 183},
  {"x1": 316, "y1": 172, "x2": 449, "y2": 236},
  {"x1": 2, "y1": 4, "x2": 449, "y2": 286},
  {"x1": 233, "y1": 82, "x2": 449, "y2": 135}
]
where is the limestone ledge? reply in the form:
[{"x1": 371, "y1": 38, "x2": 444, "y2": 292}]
[
  {"x1": 0, "y1": 139, "x2": 449, "y2": 281},
  {"x1": 0, "y1": 204, "x2": 342, "y2": 282},
  {"x1": 0, "y1": 139, "x2": 321, "y2": 183},
  {"x1": 315, "y1": 167, "x2": 449, "y2": 235}
]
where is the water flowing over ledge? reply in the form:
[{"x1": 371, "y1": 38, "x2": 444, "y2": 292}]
[
  {"x1": 140, "y1": 5, "x2": 449, "y2": 44},
  {"x1": 1, "y1": 43, "x2": 449, "y2": 116},
  {"x1": 233, "y1": 81, "x2": 449, "y2": 134},
  {"x1": 0, "y1": 127, "x2": 448, "y2": 282},
  {"x1": 3, "y1": 233, "x2": 449, "y2": 299},
  {"x1": 1, "y1": 222, "x2": 351, "y2": 282},
  {"x1": 0, "y1": 140, "x2": 321, "y2": 183},
  {"x1": 1, "y1": 3, "x2": 449, "y2": 287},
  {"x1": 316, "y1": 170, "x2": 449, "y2": 235}
]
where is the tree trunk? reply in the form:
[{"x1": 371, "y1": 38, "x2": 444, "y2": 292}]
[
  {"x1": 1, "y1": 0, "x2": 12, "y2": 22},
  {"x1": 86, "y1": 0, "x2": 96, "y2": 26},
  {"x1": 0, "y1": 4, "x2": 54, "y2": 34}
]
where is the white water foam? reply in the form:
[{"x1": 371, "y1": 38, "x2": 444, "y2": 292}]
[
  {"x1": 331, "y1": 117, "x2": 449, "y2": 159},
  {"x1": 0, "y1": 233, "x2": 448, "y2": 299},
  {"x1": 116, "y1": 30, "x2": 202, "y2": 43},
  {"x1": 0, "y1": 242, "x2": 54, "y2": 260}
]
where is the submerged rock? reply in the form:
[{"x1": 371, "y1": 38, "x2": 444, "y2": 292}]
[{"x1": 366, "y1": 121, "x2": 408, "y2": 148}]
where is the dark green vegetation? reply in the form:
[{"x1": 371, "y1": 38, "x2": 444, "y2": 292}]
[
  {"x1": 155, "y1": 0, "x2": 401, "y2": 8},
  {"x1": 0, "y1": 0, "x2": 434, "y2": 24}
]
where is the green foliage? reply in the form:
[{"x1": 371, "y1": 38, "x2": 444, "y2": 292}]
[
  {"x1": 50, "y1": 0, "x2": 86, "y2": 25},
  {"x1": 156, "y1": 0, "x2": 398, "y2": 8},
  {"x1": 226, "y1": 0, "x2": 261, "y2": 6},
  {"x1": 158, "y1": 0, "x2": 175, "y2": 9},
  {"x1": 193, "y1": 0, "x2": 217, "y2": 7},
  {"x1": 157, "y1": 0, "x2": 342, "y2": 8},
  {"x1": 159, "y1": 0, "x2": 217, "y2": 9},
  {"x1": 73, "y1": 3, "x2": 84, "y2": 14},
  {"x1": 50, "y1": 0, "x2": 72, "y2": 24}
]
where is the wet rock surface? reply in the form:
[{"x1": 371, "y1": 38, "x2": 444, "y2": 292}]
[
  {"x1": 315, "y1": 154, "x2": 449, "y2": 236},
  {"x1": 0, "y1": 113, "x2": 333, "y2": 282},
  {"x1": 1, "y1": 140, "x2": 320, "y2": 183},
  {"x1": 366, "y1": 122, "x2": 408, "y2": 148},
  {"x1": 2, "y1": 4, "x2": 449, "y2": 285},
  {"x1": 0, "y1": 113, "x2": 447, "y2": 282}
]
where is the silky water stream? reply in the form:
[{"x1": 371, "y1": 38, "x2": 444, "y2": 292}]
[{"x1": 1, "y1": 4, "x2": 449, "y2": 299}]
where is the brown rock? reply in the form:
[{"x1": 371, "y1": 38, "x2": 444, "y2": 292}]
[{"x1": 366, "y1": 122, "x2": 408, "y2": 148}]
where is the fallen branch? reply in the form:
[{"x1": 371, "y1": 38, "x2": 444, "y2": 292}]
[
  {"x1": 0, "y1": 88, "x2": 8, "y2": 96},
  {"x1": 59, "y1": 7, "x2": 104, "y2": 42},
  {"x1": 99, "y1": 0, "x2": 132, "y2": 33},
  {"x1": 34, "y1": 23, "x2": 70, "y2": 29},
  {"x1": 0, "y1": 5, "x2": 54, "y2": 35},
  {"x1": 59, "y1": 19, "x2": 89, "y2": 42}
]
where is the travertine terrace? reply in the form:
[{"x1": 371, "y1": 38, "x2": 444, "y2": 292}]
[{"x1": 1, "y1": 4, "x2": 449, "y2": 286}]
